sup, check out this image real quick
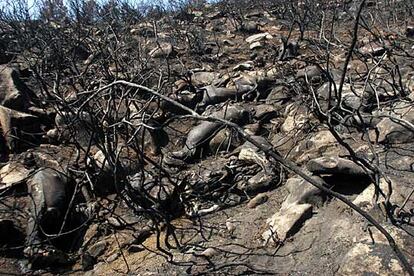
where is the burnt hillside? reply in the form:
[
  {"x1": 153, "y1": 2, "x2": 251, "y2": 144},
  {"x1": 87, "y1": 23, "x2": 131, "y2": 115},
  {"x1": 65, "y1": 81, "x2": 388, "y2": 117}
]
[{"x1": 0, "y1": 0, "x2": 413, "y2": 274}]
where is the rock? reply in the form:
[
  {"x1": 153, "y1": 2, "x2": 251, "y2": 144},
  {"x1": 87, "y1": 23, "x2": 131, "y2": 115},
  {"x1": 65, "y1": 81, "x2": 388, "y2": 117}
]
[
  {"x1": 106, "y1": 252, "x2": 119, "y2": 263},
  {"x1": 0, "y1": 162, "x2": 31, "y2": 190},
  {"x1": 26, "y1": 167, "x2": 73, "y2": 256},
  {"x1": 294, "y1": 129, "x2": 340, "y2": 163},
  {"x1": 376, "y1": 112, "x2": 414, "y2": 144},
  {"x1": 249, "y1": 42, "x2": 262, "y2": 50},
  {"x1": 208, "y1": 128, "x2": 234, "y2": 154},
  {"x1": 265, "y1": 85, "x2": 290, "y2": 106},
  {"x1": 353, "y1": 178, "x2": 405, "y2": 211},
  {"x1": 225, "y1": 220, "x2": 236, "y2": 234},
  {"x1": 165, "y1": 105, "x2": 249, "y2": 164},
  {"x1": 338, "y1": 225, "x2": 412, "y2": 275},
  {"x1": 280, "y1": 103, "x2": 308, "y2": 134},
  {"x1": 200, "y1": 248, "x2": 219, "y2": 257},
  {"x1": 296, "y1": 65, "x2": 324, "y2": 83},
  {"x1": 245, "y1": 32, "x2": 273, "y2": 44},
  {"x1": 241, "y1": 21, "x2": 259, "y2": 33},
  {"x1": 279, "y1": 41, "x2": 299, "y2": 60},
  {"x1": 254, "y1": 104, "x2": 279, "y2": 121},
  {"x1": 149, "y1": 43, "x2": 173, "y2": 58},
  {"x1": 233, "y1": 61, "x2": 254, "y2": 71},
  {"x1": 0, "y1": 105, "x2": 41, "y2": 152},
  {"x1": 92, "y1": 146, "x2": 141, "y2": 175},
  {"x1": 87, "y1": 241, "x2": 107, "y2": 258},
  {"x1": 247, "y1": 193, "x2": 268, "y2": 208},
  {"x1": 263, "y1": 203, "x2": 313, "y2": 243},
  {"x1": 306, "y1": 156, "x2": 369, "y2": 177},
  {"x1": 190, "y1": 71, "x2": 219, "y2": 87},
  {"x1": 359, "y1": 42, "x2": 386, "y2": 57},
  {"x1": 0, "y1": 65, "x2": 36, "y2": 111},
  {"x1": 245, "y1": 170, "x2": 275, "y2": 194},
  {"x1": 55, "y1": 111, "x2": 95, "y2": 146},
  {"x1": 283, "y1": 177, "x2": 325, "y2": 207}
]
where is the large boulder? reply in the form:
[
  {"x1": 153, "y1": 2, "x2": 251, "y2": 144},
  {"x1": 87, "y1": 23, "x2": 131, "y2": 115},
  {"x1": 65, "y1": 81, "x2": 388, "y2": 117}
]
[{"x1": 338, "y1": 225, "x2": 413, "y2": 275}]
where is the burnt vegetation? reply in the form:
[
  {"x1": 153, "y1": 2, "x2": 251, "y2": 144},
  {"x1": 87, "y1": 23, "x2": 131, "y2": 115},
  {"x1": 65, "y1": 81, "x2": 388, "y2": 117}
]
[{"x1": 0, "y1": 0, "x2": 414, "y2": 274}]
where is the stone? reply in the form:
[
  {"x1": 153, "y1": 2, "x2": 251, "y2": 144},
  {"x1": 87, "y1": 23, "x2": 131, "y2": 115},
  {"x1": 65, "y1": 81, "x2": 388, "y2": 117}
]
[
  {"x1": 0, "y1": 65, "x2": 36, "y2": 111},
  {"x1": 241, "y1": 21, "x2": 259, "y2": 33},
  {"x1": 306, "y1": 156, "x2": 369, "y2": 177},
  {"x1": 296, "y1": 65, "x2": 324, "y2": 82},
  {"x1": 280, "y1": 103, "x2": 308, "y2": 134},
  {"x1": 353, "y1": 179, "x2": 405, "y2": 211},
  {"x1": 233, "y1": 61, "x2": 254, "y2": 71},
  {"x1": 208, "y1": 128, "x2": 234, "y2": 154},
  {"x1": 87, "y1": 241, "x2": 107, "y2": 258},
  {"x1": 165, "y1": 105, "x2": 249, "y2": 164},
  {"x1": 254, "y1": 104, "x2": 279, "y2": 121},
  {"x1": 190, "y1": 71, "x2": 219, "y2": 87},
  {"x1": 226, "y1": 220, "x2": 236, "y2": 234},
  {"x1": 247, "y1": 193, "x2": 268, "y2": 208},
  {"x1": 283, "y1": 177, "x2": 324, "y2": 208},
  {"x1": 55, "y1": 111, "x2": 95, "y2": 146},
  {"x1": 338, "y1": 225, "x2": 412, "y2": 275},
  {"x1": 265, "y1": 86, "x2": 290, "y2": 106},
  {"x1": 295, "y1": 130, "x2": 338, "y2": 163},
  {"x1": 25, "y1": 167, "x2": 73, "y2": 255},
  {"x1": 0, "y1": 162, "x2": 31, "y2": 190},
  {"x1": 249, "y1": 42, "x2": 262, "y2": 50},
  {"x1": 0, "y1": 105, "x2": 40, "y2": 152},
  {"x1": 200, "y1": 248, "x2": 219, "y2": 257},
  {"x1": 359, "y1": 42, "x2": 386, "y2": 57},
  {"x1": 149, "y1": 43, "x2": 173, "y2": 58},
  {"x1": 263, "y1": 203, "x2": 313, "y2": 243},
  {"x1": 106, "y1": 252, "x2": 119, "y2": 263},
  {"x1": 278, "y1": 41, "x2": 299, "y2": 60},
  {"x1": 376, "y1": 113, "x2": 414, "y2": 144},
  {"x1": 245, "y1": 32, "x2": 273, "y2": 44}
]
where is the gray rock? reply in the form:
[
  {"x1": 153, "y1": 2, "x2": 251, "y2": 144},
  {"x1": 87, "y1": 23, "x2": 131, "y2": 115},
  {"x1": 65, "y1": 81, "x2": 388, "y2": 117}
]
[
  {"x1": 55, "y1": 111, "x2": 94, "y2": 146},
  {"x1": 339, "y1": 225, "x2": 411, "y2": 275},
  {"x1": 307, "y1": 156, "x2": 369, "y2": 177},
  {"x1": 0, "y1": 65, "x2": 36, "y2": 111},
  {"x1": 245, "y1": 32, "x2": 273, "y2": 44},
  {"x1": 283, "y1": 177, "x2": 325, "y2": 207},
  {"x1": 263, "y1": 203, "x2": 313, "y2": 243},
  {"x1": 200, "y1": 248, "x2": 219, "y2": 257},
  {"x1": 247, "y1": 193, "x2": 268, "y2": 208},
  {"x1": 165, "y1": 105, "x2": 249, "y2": 164},
  {"x1": 87, "y1": 241, "x2": 107, "y2": 258},
  {"x1": 296, "y1": 65, "x2": 324, "y2": 82},
  {"x1": 241, "y1": 21, "x2": 259, "y2": 33},
  {"x1": 0, "y1": 162, "x2": 31, "y2": 190},
  {"x1": 0, "y1": 105, "x2": 40, "y2": 152},
  {"x1": 149, "y1": 43, "x2": 173, "y2": 58}
]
